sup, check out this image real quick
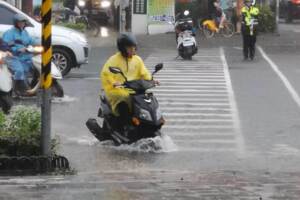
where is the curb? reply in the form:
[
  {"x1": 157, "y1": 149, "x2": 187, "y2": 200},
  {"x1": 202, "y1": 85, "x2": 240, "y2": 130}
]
[{"x1": 0, "y1": 155, "x2": 70, "y2": 175}]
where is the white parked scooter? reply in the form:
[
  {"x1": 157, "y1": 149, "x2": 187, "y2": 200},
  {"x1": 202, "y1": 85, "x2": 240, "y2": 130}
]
[
  {"x1": 26, "y1": 46, "x2": 64, "y2": 97},
  {"x1": 175, "y1": 10, "x2": 198, "y2": 60},
  {"x1": 0, "y1": 51, "x2": 13, "y2": 113}
]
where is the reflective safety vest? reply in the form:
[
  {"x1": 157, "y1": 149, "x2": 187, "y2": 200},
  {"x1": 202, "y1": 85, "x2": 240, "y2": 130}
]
[{"x1": 241, "y1": 6, "x2": 259, "y2": 26}]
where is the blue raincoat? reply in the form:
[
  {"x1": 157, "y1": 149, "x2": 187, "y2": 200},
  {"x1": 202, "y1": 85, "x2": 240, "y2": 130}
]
[{"x1": 2, "y1": 27, "x2": 37, "y2": 80}]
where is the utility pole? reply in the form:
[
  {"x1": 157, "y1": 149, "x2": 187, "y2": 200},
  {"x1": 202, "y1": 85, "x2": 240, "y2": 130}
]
[
  {"x1": 41, "y1": 0, "x2": 53, "y2": 156},
  {"x1": 119, "y1": 0, "x2": 127, "y2": 33},
  {"x1": 275, "y1": 0, "x2": 280, "y2": 35}
]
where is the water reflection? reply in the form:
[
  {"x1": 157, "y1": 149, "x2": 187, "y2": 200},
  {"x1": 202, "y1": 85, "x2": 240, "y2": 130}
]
[{"x1": 101, "y1": 27, "x2": 109, "y2": 37}]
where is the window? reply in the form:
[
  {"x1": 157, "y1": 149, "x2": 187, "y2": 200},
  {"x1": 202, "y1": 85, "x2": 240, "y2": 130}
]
[{"x1": 0, "y1": 5, "x2": 17, "y2": 25}]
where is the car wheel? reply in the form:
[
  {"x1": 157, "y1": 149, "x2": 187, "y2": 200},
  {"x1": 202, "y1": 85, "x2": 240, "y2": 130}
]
[{"x1": 52, "y1": 48, "x2": 73, "y2": 76}]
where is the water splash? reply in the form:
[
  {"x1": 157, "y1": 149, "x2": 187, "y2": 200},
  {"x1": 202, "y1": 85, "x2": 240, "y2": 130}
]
[
  {"x1": 65, "y1": 133, "x2": 178, "y2": 153},
  {"x1": 52, "y1": 95, "x2": 77, "y2": 104},
  {"x1": 100, "y1": 135, "x2": 178, "y2": 153},
  {"x1": 66, "y1": 135, "x2": 99, "y2": 146}
]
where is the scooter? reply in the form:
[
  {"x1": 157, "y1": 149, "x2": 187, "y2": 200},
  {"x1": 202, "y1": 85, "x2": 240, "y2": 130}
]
[
  {"x1": 175, "y1": 10, "x2": 198, "y2": 60},
  {"x1": 86, "y1": 63, "x2": 165, "y2": 145},
  {"x1": 25, "y1": 46, "x2": 64, "y2": 97},
  {"x1": 0, "y1": 51, "x2": 13, "y2": 114}
]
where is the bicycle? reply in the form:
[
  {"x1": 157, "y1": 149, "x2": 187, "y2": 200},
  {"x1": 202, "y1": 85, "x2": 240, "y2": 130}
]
[{"x1": 200, "y1": 18, "x2": 235, "y2": 38}]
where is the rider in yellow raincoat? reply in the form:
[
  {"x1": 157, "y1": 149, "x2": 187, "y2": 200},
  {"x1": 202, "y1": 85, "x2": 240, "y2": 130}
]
[{"x1": 100, "y1": 34, "x2": 152, "y2": 128}]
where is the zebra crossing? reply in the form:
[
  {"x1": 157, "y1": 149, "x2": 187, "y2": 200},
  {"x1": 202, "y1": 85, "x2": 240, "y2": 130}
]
[{"x1": 145, "y1": 48, "x2": 245, "y2": 154}]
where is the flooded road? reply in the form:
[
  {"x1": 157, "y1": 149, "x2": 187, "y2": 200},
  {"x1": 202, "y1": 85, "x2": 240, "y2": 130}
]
[{"x1": 1, "y1": 25, "x2": 300, "y2": 199}]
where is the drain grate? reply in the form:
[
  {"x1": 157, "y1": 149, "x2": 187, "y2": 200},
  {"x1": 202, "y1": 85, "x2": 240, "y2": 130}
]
[{"x1": 0, "y1": 155, "x2": 70, "y2": 175}]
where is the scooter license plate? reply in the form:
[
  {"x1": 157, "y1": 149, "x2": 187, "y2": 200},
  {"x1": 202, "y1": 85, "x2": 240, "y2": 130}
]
[{"x1": 183, "y1": 42, "x2": 194, "y2": 47}]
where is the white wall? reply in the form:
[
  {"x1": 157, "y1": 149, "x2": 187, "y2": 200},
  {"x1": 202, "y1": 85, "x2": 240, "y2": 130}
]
[
  {"x1": 148, "y1": 24, "x2": 174, "y2": 35},
  {"x1": 131, "y1": 14, "x2": 148, "y2": 35}
]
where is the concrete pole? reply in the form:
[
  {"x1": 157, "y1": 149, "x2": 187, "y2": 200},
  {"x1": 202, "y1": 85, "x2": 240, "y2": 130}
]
[
  {"x1": 41, "y1": 0, "x2": 53, "y2": 156},
  {"x1": 41, "y1": 90, "x2": 52, "y2": 156},
  {"x1": 119, "y1": 1, "x2": 122, "y2": 33},
  {"x1": 275, "y1": 0, "x2": 280, "y2": 35}
]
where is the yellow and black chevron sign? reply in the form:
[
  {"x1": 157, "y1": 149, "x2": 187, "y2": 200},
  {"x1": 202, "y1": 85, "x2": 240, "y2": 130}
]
[{"x1": 41, "y1": 0, "x2": 52, "y2": 89}]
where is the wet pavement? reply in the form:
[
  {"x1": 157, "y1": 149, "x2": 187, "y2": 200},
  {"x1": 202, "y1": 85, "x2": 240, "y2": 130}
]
[{"x1": 1, "y1": 24, "x2": 300, "y2": 199}]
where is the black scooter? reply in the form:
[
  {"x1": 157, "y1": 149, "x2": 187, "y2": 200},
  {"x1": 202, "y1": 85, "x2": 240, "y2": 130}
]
[{"x1": 86, "y1": 63, "x2": 165, "y2": 145}]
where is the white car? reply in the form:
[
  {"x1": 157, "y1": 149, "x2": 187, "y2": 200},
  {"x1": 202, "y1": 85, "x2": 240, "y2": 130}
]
[{"x1": 0, "y1": 1, "x2": 89, "y2": 76}]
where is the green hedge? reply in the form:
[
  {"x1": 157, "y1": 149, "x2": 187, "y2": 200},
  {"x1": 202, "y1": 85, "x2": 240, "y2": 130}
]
[
  {"x1": 0, "y1": 106, "x2": 58, "y2": 156},
  {"x1": 55, "y1": 22, "x2": 86, "y2": 32},
  {"x1": 257, "y1": 5, "x2": 276, "y2": 33}
]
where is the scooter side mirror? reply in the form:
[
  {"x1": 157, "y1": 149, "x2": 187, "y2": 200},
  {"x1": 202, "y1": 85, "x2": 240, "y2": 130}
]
[
  {"x1": 109, "y1": 67, "x2": 127, "y2": 81},
  {"x1": 109, "y1": 67, "x2": 122, "y2": 74},
  {"x1": 152, "y1": 63, "x2": 163, "y2": 76},
  {"x1": 155, "y1": 63, "x2": 163, "y2": 72}
]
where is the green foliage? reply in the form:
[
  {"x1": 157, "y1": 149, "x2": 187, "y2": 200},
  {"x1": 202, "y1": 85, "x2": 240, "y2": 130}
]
[
  {"x1": 257, "y1": 5, "x2": 276, "y2": 33},
  {"x1": 0, "y1": 106, "x2": 59, "y2": 156},
  {"x1": 56, "y1": 22, "x2": 87, "y2": 32},
  {"x1": 0, "y1": 111, "x2": 5, "y2": 130}
]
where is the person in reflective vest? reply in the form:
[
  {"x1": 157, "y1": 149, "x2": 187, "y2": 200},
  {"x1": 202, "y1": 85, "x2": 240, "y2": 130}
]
[{"x1": 241, "y1": 0, "x2": 259, "y2": 60}]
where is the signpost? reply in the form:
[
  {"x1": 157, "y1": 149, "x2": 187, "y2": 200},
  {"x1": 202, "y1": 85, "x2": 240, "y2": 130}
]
[{"x1": 41, "y1": 0, "x2": 53, "y2": 156}]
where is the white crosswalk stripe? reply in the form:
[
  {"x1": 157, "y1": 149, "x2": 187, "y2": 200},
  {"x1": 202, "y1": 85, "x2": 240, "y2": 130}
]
[{"x1": 145, "y1": 48, "x2": 245, "y2": 154}]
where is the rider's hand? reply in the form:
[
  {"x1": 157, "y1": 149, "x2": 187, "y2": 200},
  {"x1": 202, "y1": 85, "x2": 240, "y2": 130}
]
[
  {"x1": 154, "y1": 80, "x2": 160, "y2": 86},
  {"x1": 113, "y1": 82, "x2": 123, "y2": 88},
  {"x1": 6, "y1": 52, "x2": 13, "y2": 57}
]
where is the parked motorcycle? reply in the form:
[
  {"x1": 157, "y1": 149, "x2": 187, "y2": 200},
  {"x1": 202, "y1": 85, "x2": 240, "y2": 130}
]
[
  {"x1": 175, "y1": 10, "x2": 198, "y2": 60},
  {"x1": 0, "y1": 51, "x2": 13, "y2": 114},
  {"x1": 86, "y1": 63, "x2": 165, "y2": 145}
]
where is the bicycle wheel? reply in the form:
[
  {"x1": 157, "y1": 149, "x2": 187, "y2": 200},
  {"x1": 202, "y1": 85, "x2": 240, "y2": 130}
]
[
  {"x1": 86, "y1": 20, "x2": 100, "y2": 37},
  {"x1": 221, "y1": 22, "x2": 235, "y2": 38},
  {"x1": 203, "y1": 25, "x2": 215, "y2": 38}
]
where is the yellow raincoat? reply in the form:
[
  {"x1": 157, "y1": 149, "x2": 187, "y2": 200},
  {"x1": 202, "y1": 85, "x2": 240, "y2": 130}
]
[{"x1": 100, "y1": 52, "x2": 152, "y2": 115}]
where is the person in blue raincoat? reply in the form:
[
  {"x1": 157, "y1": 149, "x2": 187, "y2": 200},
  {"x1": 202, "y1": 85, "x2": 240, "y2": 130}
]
[{"x1": 2, "y1": 14, "x2": 38, "y2": 95}]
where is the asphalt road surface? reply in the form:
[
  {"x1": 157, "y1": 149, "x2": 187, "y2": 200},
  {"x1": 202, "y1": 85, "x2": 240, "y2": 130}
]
[{"x1": 1, "y1": 25, "x2": 300, "y2": 199}]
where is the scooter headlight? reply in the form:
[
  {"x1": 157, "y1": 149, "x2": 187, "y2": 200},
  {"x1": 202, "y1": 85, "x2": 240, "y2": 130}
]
[
  {"x1": 78, "y1": 0, "x2": 86, "y2": 7},
  {"x1": 101, "y1": 0, "x2": 111, "y2": 8},
  {"x1": 139, "y1": 108, "x2": 152, "y2": 121}
]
